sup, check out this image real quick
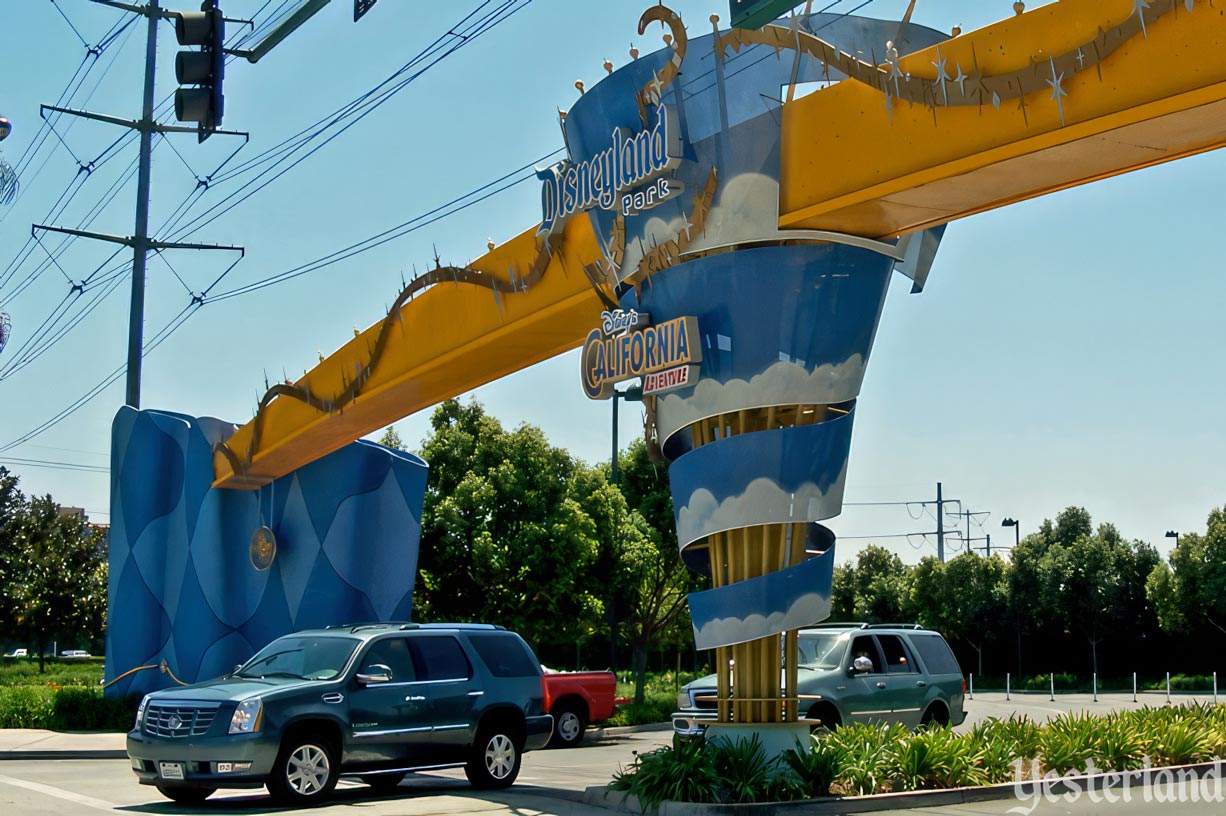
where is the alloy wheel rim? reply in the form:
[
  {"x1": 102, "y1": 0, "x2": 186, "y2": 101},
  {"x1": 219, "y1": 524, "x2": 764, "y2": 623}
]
[
  {"x1": 559, "y1": 712, "x2": 580, "y2": 741},
  {"x1": 287, "y1": 744, "x2": 330, "y2": 794},
  {"x1": 484, "y1": 734, "x2": 515, "y2": 778}
]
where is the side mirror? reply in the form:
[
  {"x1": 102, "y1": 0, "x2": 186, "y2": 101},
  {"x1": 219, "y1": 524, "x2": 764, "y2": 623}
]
[
  {"x1": 852, "y1": 656, "x2": 874, "y2": 674},
  {"x1": 356, "y1": 664, "x2": 393, "y2": 685}
]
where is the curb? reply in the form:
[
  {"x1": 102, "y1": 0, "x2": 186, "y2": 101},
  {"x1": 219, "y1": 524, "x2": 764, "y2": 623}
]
[
  {"x1": 583, "y1": 761, "x2": 1226, "y2": 815},
  {"x1": 0, "y1": 750, "x2": 127, "y2": 761}
]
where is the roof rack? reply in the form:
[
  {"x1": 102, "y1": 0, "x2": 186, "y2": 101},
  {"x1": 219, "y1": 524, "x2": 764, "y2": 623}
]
[
  {"x1": 865, "y1": 623, "x2": 924, "y2": 630},
  {"x1": 806, "y1": 622, "x2": 870, "y2": 629},
  {"x1": 323, "y1": 621, "x2": 410, "y2": 632},
  {"x1": 415, "y1": 623, "x2": 506, "y2": 631}
]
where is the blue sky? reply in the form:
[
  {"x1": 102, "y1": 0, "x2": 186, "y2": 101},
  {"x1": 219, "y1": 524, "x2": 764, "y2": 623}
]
[{"x1": 1, "y1": 0, "x2": 1222, "y2": 564}]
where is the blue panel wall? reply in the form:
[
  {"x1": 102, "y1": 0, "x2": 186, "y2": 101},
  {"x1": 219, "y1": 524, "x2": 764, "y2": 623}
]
[{"x1": 104, "y1": 407, "x2": 427, "y2": 697}]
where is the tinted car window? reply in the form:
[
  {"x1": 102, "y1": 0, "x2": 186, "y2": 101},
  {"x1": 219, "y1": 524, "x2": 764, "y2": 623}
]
[
  {"x1": 468, "y1": 633, "x2": 539, "y2": 677},
  {"x1": 409, "y1": 636, "x2": 471, "y2": 681},
  {"x1": 910, "y1": 634, "x2": 962, "y2": 675},
  {"x1": 237, "y1": 636, "x2": 358, "y2": 680},
  {"x1": 798, "y1": 632, "x2": 850, "y2": 669},
  {"x1": 875, "y1": 634, "x2": 915, "y2": 674},
  {"x1": 849, "y1": 635, "x2": 883, "y2": 673},
  {"x1": 360, "y1": 636, "x2": 415, "y2": 682}
]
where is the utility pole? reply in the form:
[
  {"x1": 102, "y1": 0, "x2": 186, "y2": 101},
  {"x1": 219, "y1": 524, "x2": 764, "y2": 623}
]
[
  {"x1": 35, "y1": 0, "x2": 245, "y2": 408},
  {"x1": 127, "y1": 0, "x2": 159, "y2": 408},
  {"x1": 985, "y1": 533, "x2": 991, "y2": 557},
  {"x1": 935, "y1": 482, "x2": 945, "y2": 561}
]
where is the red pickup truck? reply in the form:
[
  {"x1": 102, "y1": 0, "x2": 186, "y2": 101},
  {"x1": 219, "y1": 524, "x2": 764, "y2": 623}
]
[{"x1": 541, "y1": 669, "x2": 617, "y2": 747}]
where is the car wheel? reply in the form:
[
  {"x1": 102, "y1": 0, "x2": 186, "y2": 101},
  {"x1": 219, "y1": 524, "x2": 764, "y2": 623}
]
[
  {"x1": 362, "y1": 772, "x2": 405, "y2": 792},
  {"x1": 921, "y1": 702, "x2": 950, "y2": 728},
  {"x1": 155, "y1": 785, "x2": 215, "y2": 804},
  {"x1": 267, "y1": 735, "x2": 339, "y2": 805},
  {"x1": 550, "y1": 702, "x2": 587, "y2": 748},
  {"x1": 465, "y1": 724, "x2": 522, "y2": 789},
  {"x1": 808, "y1": 702, "x2": 842, "y2": 734}
]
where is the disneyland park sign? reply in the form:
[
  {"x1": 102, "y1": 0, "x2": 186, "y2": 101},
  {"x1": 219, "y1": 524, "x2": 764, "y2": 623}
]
[{"x1": 537, "y1": 103, "x2": 683, "y2": 237}]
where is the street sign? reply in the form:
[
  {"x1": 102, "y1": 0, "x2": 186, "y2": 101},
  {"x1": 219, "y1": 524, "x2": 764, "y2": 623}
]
[
  {"x1": 729, "y1": 0, "x2": 799, "y2": 30},
  {"x1": 354, "y1": 0, "x2": 377, "y2": 22}
]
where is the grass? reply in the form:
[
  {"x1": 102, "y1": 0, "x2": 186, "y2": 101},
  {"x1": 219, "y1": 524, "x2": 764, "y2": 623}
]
[
  {"x1": 0, "y1": 658, "x2": 105, "y2": 688},
  {"x1": 0, "y1": 658, "x2": 136, "y2": 731},
  {"x1": 606, "y1": 670, "x2": 705, "y2": 727}
]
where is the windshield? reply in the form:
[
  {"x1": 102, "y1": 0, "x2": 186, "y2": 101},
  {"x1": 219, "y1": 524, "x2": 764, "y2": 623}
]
[
  {"x1": 235, "y1": 635, "x2": 359, "y2": 681},
  {"x1": 798, "y1": 632, "x2": 849, "y2": 670}
]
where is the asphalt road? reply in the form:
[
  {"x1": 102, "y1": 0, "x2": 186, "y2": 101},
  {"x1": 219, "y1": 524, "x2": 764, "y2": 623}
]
[{"x1": 1, "y1": 694, "x2": 1223, "y2": 815}]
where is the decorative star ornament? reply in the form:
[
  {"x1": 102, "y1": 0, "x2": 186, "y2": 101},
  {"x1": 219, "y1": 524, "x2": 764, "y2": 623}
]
[
  {"x1": 931, "y1": 47, "x2": 950, "y2": 105},
  {"x1": 953, "y1": 63, "x2": 968, "y2": 98},
  {"x1": 1134, "y1": 0, "x2": 1151, "y2": 38},
  {"x1": 1076, "y1": 47, "x2": 1086, "y2": 70},
  {"x1": 1047, "y1": 57, "x2": 1069, "y2": 126},
  {"x1": 1185, "y1": 0, "x2": 1195, "y2": 11}
]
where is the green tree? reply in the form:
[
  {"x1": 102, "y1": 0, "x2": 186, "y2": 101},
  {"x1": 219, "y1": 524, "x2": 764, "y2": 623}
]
[
  {"x1": 0, "y1": 488, "x2": 108, "y2": 672},
  {"x1": 414, "y1": 399, "x2": 603, "y2": 650},
  {"x1": 939, "y1": 553, "x2": 1007, "y2": 676},
  {"x1": 847, "y1": 545, "x2": 910, "y2": 622},
  {"x1": 377, "y1": 425, "x2": 404, "y2": 450},
  {"x1": 609, "y1": 439, "x2": 700, "y2": 703},
  {"x1": 1147, "y1": 506, "x2": 1226, "y2": 639},
  {"x1": 1037, "y1": 512, "x2": 1145, "y2": 680}
]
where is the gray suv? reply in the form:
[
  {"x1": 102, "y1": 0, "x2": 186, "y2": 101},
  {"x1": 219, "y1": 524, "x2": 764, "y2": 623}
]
[
  {"x1": 126, "y1": 623, "x2": 553, "y2": 806},
  {"x1": 674, "y1": 623, "x2": 966, "y2": 735}
]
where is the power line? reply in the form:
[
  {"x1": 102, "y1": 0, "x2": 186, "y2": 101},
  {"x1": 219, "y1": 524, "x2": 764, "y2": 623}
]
[
  {"x1": 0, "y1": 456, "x2": 108, "y2": 474},
  {"x1": 204, "y1": 147, "x2": 560, "y2": 303}
]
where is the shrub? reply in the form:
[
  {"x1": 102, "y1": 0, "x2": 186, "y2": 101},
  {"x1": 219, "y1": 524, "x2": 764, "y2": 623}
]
[
  {"x1": 0, "y1": 686, "x2": 55, "y2": 728},
  {"x1": 781, "y1": 735, "x2": 844, "y2": 798},
  {"x1": 609, "y1": 736, "x2": 720, "y2": 811},
  {"x1": 50, "y1": 687, "x2": 139, "y2": 732},
  {"x1": 606, "y1": 694, "x2": 674, "y2": 727}
]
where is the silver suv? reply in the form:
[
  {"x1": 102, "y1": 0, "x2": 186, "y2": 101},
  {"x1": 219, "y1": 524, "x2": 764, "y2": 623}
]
[{"x1": 674, "y1": 623, "x2": 966, "y2": 735}]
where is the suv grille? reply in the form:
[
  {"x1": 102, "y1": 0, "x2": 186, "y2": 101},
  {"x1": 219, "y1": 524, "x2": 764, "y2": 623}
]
[
  {"x1": 690, "y1": 690, "x2": 718, "y2": 711},
  {"x1": 144, "y1": 703, "x2": 219, "y2": 738}
]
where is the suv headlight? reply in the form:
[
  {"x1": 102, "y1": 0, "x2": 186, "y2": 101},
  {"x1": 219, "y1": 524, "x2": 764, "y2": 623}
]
[
  {"x1": 677, "y1": 691, "x2": 689, "y2": 710},
  {"x1": 134, "y1": 694, "x2": 151, "y2": 731},
  {"x1": 229, "y1": 699, "x2": 262, "y2": 735}
]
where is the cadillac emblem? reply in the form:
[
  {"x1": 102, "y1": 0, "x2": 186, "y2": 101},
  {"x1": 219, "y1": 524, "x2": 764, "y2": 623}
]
[{"x1": 250, "y1": 526, "x2": 276, "y2": 572}]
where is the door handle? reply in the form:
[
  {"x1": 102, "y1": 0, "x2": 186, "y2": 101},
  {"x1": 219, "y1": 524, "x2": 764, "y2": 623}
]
[
  {"x1": 322, "y1": 692, "x2": 344, "y2": 704},
  {"x1": 916, "y1": 680, "x2": 927, "y2": 688},
  {"x1": 876, "y1": 682, "x2": 887, "y2": 689},
  {"x1": 406, "y1": 695, "x2": 426, "y2": 702}
]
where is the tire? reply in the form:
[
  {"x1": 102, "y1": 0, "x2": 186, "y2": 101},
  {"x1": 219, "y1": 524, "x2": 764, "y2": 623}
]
[
  {"x1": 267, "y1": 734, "x2": 339, "y2": 806},
  {"x1": 921, "y1": 702, "x2": 950, "y2": 728},
  {"x1": 155, "y1": 786, "x2": 215, "y2": 805},
  {"x1": 550, "y1": 702, "x2": 587, "y2": 748},
  {"x1": 808, "y1": 702, "x2": 842, "y2": 734},
  {"x1": 362, "y1": 772, "x2": 405, "y2": 792},
  {"x1": 465, "y1": 723, "x2": 522, "y2": 789}
]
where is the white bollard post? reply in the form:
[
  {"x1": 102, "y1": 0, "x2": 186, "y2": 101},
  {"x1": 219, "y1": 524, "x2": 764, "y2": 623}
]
[
  {"x1": 1093, "y1": 672, "x2": 1098, "y2": 703},
  {"x1": 1167, "y1": 671, "x2": 1172, "y2": 704},
  {"x1": 969, "y1": 673, "x2": 974, "y2": 700},
  {"x1": 1006, "y1": 672, "x2": 1011, "y2": 701},
  {"x1": 1133, "y1": 671, "x2": 1137, "y2": 704},
  {"x1": 1050, "y1": 672, "x2": 1055, "y2": 702},
  {"x1": 1215, "y1": 672, "x2": 1218, "y2": 705}
]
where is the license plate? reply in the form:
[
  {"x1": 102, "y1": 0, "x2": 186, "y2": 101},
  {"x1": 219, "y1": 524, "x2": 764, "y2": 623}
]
[{"x1": 159, "y1": 762, "x2": 184, "y2": 780}]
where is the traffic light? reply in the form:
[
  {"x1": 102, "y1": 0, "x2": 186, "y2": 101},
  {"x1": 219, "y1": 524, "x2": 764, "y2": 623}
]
[{"x1": 174, "y1": 1, "x2": 225, "y2": 138}]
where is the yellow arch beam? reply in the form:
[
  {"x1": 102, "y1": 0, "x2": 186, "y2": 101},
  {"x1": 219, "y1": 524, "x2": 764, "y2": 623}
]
[
  {"x1": 779, "y1": 0, "x2": 1226, "y2": 237},
  {"x1": 212, "y1": 216, "x2": 605, "y2": 488},
  {"x1": 213, "y1": 0, "x2": 1226, "y2": 489}
]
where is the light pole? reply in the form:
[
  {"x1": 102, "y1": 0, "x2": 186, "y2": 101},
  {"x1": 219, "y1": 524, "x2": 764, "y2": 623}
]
[
  {"x1": 1002, "y1": 517, "x2": 1020, "y2": 548},
  {"x1": 610, "y1": 384, "x2": 643, "y2": 485},
  {"x1": 1003, "y1": 516, "x2": 1022, "y2": 676},
  {"x1": 1166, "y1": 530, "x2": 1180, "y2": 545}
]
